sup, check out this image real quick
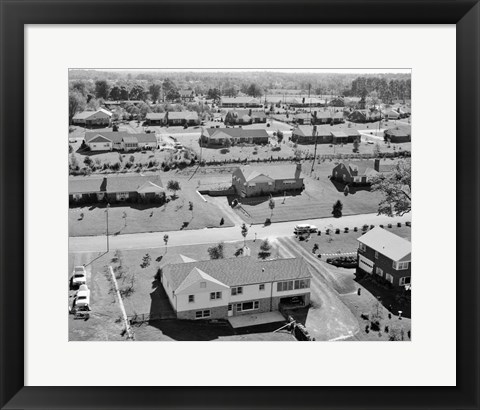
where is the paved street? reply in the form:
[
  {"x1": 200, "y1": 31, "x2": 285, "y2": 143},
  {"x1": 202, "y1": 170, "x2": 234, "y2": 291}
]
[{"x1": 69, "y1": 212, "x2": 411, "y2": 252}]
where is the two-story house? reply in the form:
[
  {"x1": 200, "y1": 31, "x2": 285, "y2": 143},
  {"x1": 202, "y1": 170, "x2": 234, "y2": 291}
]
[
  {"x1": 160, "y1": 257, "x2": 312, "y2": 320},
  {"x1": 357, "y1": 227, "x2": 411, "y2": 288}
]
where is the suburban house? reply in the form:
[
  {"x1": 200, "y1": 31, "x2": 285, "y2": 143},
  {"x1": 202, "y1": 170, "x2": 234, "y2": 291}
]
[
  {"x1": 331, "y1": 162, "x2": 379, "y2": 185},
  {"x1": 311, "y1": 110, "x2": 344, "y2": 125},
  {"x1": 287, "y1": 97, "x2": 325, "y2": 107},
  {"x1": 145, "y1": 112, "x2": 166, "y2": 125},
  {"x1": 200, "y1": 128, "x2": 269, "y2": 147},
  {"x1": 220, "y1": 97, "x2": 263, "y2": 108},
  {"x1": 179, "y1": 89, "x2": 196, "y2": 102},
  {"x1": 384, "y1": 126, "x2": 411, "y2": 143},
  {"x1": 69, "y1": 175, "x2": 165, "y2": 205},
  {"x1": 224, "y1": 109, "x2": 267, "y2": 125},
  {"x1": 293, "y1": 113, "x2": 312, "y2": 125},
  {"x1": 72, "y1": 108, "x2": 112, "y2": 126},
  {"x1": 348, "y1": 109, "x2": 382, "y2": 123},
  {"x1": 160, "y1": 257, "x2": 312, "y2": 320},
  {"x1": 84, "y1": 131, "x2": 157, "y2": 152},
  {"x1": 329, "y1": 97, "x2": 345, "y2": 107},
  {"x1": 166, "y1": 111, "x2": 200, "y2": 126},
  {"x1": 232, "y1": 163, "x2": 304, "y2": 197},
  {"x1": 357, "y1": 227, "x2": 411, "y2": 289},
  {"x1": 291, "y1": 125, "x2": 333, "y2": 144},
  {"x1": 382, "y1": 109, "x2": 401, "y2": 120}
]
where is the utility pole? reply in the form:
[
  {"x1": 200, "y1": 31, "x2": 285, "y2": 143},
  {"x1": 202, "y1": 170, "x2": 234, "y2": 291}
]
[
  {"x1": 311, "y1": 125, "x2": 318, "y2": 173},
  {"x1": 105, "y1": 203, "x2": 110, "y2": 252}
]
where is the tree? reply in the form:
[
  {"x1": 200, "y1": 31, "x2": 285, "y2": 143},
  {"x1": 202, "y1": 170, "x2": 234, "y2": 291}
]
[
  {"x1": 189, "y1": 201, "x2": 194, "y2": 219},
  {"x1": 206, "y1": 88, "x2": 221, "y2": 101},
  {"x1": 83, "y1": 156, "x2": 93, "y2": 167},
  {"x1": 268, "y1": 197, "x2": 275, "y2": 218},
  {"x1": 371, "y1": 161, "x2": 411, "y2": 216},
  {"x1": 224, "y1": 86, "x2": 238, "y2": 97},
  {"x1": 94, "y1": 80, "x2": 109, "y2": 100},
  {"x1": 332, "y1": 200, "x2": 343, "y2": 218},
  {"x1": 344, "y1": 185, "x2": 350, "y2": 196},
  {"x1": 69, "y1": 90, "x2": 86, "y2": 123},
  {"x1": 353, "y1": 139, "x2": 360, "y2": 153},
  {"x1": 240, "y1": 223, "x2": 248, "y2": 246},
  {"x1": 140, "y1": 253, "x2": 151, "y2": 269},
  {"x1": 247, "y1": 83, "x2": 263, "y2": 98},
  {"x1": 163, "y1": 234, "x2": 169, "y2": 253},
  {"x1": 167, "y1": 180, "x2": 181, "y2": 198},
  {"x1": 122, "y1": 211, "x2": 127, "y2": 228},
  {"x1": 149, "y1": 83, "x2": 162, "y2": 103},
  {"x1": 129, "y1": 84, "x2": 146, "y2": 101},
  {"x1": 208, "y1": 242, "x2": 224, "y2": 260},
  {"x1": 258, "y1": 239, "x2": 272, "y2": 260},
  {"x1": 373, "y1": 142, "x2": 381, "y2": 157},
  {"x1": 109, "y1": 85, "x2": 122, "y2": 101}
]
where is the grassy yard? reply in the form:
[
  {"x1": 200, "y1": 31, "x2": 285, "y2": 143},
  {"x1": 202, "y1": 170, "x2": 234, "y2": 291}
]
[
  {"x1": 232, "y1": 161, "x2": 393, "y2": 224},
  {"x1": 69, "y1": 173, "x2": 235, "y2": 236}
]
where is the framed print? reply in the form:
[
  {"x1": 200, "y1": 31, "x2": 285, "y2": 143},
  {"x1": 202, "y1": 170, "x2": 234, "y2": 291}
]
[{"x1": 1, "y1": 1, "x2": 479, "y2": 409}]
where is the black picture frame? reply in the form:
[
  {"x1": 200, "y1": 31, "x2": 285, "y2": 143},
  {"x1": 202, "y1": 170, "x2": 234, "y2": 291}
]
[{"x1": 1, "y1": 1, "x2": 479, "y2": 409}]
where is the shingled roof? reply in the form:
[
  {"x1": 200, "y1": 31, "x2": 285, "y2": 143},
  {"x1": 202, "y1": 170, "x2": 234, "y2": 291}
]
[
  {"x1": 239, "y1": 164, "x2": 301, "y2": 181},
  {"x1": 163, "y1": 257, "x2": 312, "y2": 291},
  {"x1": 357, "y1": 227, "x2": 411, "y2": 261}
]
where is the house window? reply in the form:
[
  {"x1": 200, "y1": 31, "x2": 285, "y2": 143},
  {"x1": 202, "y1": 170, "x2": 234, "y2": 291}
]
[
  {"x1": 375, "y1": 251, "x2": 379, "y2": 259},
  {"x1": 195, "y1": 310, "x2": 210, "y2": 319},
  {"x1": 277, "y1": 280, "x2": 304, "y2": 292},
  {"x1": 237, "y1": 301, "x2": 259, "y2": 312},
  {"x1": 385, "y1": 274, "x2": 394, "y2": 284},
  {"x1": 228, "y1": 304, "x2": 232, "y2": 311},
  {"x1": 231, "y1": 287, "x2": 243, "y2": 296},
  {"x1": 259, "y1": 284, "x2": 265, "y2": 291},
  {"x1": 188, "y1": 295, "x2": 194, "y2": 303},
  {"x1": 376, "y1": 267, "x2": 383, "y2": 277},
  {"x1": 393, "y1": 261, "x2": 410, "y2": 270},
  {"x1": 359, "y1": 243, "x2": 366, "y2": 252},
  {"x1": 210, "y1": 291, "x2": 222, "y2": 300},
  {"x1": 200, "y1": 282, "x2": 206, "y2": 288},
  {"x1": 399, "y1": 277, "x2": 411, "y2": 286}
]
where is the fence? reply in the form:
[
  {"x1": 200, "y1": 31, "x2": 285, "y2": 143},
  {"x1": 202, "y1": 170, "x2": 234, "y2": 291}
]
[{"x1": 126, "y1": 311, "x2": 176, "y2": 325}]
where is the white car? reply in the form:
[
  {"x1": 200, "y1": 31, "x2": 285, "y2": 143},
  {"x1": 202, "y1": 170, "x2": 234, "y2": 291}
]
[
  {"x1": 294, "y1": 224, "x2": 318, "y2": 234},
  {"x1": 72, "y1": 266, "x2": 87, "y2": 287},
  {"x1": 74, "y1": 284, "x2": 91, "y2": 311}
]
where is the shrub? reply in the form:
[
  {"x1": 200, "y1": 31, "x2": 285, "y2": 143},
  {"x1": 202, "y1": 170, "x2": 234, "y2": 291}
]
[
  {"x1": 344, "y1": 227, "x2": 349, "y2": 233},
  {"x1": 271, "y1": 146, "x2": 281, "y2": 151},
  {"x1": 370, "y1": 321, "x2": 381, "y2": 332},
  {"x1": 220, "y1": 148, "x2": 229, "y2": 154},
  {"x1": 335, "y1": 228, "x2": 340, "y2": 234},
  {"x1": 353, "y1": 227, "x2": 358, "y2": 232},
  {"x1": 362, "y1": 224, "x2": 369, "y2": 231}
]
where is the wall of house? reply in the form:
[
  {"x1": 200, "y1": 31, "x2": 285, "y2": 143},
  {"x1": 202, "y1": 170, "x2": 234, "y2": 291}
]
[
  {"x1": 332, "y1": 164, "x2": 352, "y2": 184},
  {"x1": 357, "y1": 244, "x2": 411, "y2": 287},
  {"x1": 176, "y1": 282, "x2": 230, "y2": 313},
  {"x1": 274, "y1": 178, "x2": 304, "y2": 194},
  {"x1": 86, "y1": 112, "x2": 111, "y2": 125},
  {"x1": 88, "y1": 142, "x2": 112, "y2": 151}
]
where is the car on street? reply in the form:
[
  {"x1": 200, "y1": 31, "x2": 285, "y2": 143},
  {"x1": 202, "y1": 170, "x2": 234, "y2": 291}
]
[
  {"x1": 294, "y1": 224, "x2": 318, "y2": 234},
  {"x1": 71, "y1": 266, "x2": 87, "y2": 287}
]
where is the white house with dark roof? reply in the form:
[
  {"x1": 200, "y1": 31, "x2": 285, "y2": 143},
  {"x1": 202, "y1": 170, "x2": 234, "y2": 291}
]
[
  {"x1": 161, "y1": 257, "x2": 312, "y2": 320},
  {"x1": 72, "y1": 108, "x2": 112, "y2": 126},
  {"x1": 232, "y1": 164, "x2": 304, "y2": 197},
  {"x1": 220, "y1": 96, "x2": 262, "y2": 108},
  {"x1": 200, "y1": 127, "x2": 269, "y2": 147},
  {"x1": 84, "y1": 131, "x2": 157, "y2": 152}
]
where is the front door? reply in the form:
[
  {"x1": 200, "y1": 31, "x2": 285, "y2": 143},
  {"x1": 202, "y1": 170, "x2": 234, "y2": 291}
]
[{"x1": 228, "y1": 304, "x2": 233, "y2": 317}]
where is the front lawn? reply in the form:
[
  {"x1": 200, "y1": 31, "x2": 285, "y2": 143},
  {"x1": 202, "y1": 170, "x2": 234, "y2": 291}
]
[{"x1": 69, "y1": 175, "x2": 235, "y2": 236}]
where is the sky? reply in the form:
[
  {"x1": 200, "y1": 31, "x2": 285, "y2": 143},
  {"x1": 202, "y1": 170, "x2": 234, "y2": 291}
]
[{"x1": 82, "y1": 68, "x2": 410, "y2": 74}]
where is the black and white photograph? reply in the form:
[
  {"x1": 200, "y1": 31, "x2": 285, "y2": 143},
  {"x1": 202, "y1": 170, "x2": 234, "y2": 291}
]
[{"x1": 68, "y1": 68, "x2": 412, "y2": 342}]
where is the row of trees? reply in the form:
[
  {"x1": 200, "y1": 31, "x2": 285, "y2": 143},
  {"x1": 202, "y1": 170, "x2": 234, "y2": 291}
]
[{"x1": 347, "y1": 76, "x2": 411, "y2": 103}]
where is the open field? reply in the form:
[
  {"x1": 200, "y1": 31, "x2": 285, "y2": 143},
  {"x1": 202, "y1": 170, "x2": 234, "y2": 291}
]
[{"x1": 69, "y1": 172, "x2": 235, "y2": 236}]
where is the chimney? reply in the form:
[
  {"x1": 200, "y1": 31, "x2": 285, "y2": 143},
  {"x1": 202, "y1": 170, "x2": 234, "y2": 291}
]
[
  {"x1": 374, "y1": 158, "x2": 381, "y2": 172},
  {"x1": 295, "y1": 162, "x2": 302, "y2": 179}
]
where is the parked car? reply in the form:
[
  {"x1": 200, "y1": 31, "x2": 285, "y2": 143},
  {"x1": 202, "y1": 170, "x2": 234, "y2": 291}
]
[
  {"x1": 71, "y1": 266, "x2": 87, "y2": 287},
  {"x1": 74, "y1": 284, "x2": 91, "y2": 311},
  {"x1": 294, "y1": 224, "x2": 318, "y2": 234}
]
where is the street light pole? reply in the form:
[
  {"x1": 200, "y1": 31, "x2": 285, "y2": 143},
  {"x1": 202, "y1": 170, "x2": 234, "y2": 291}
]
[{"x1": 106, "y1": 203, "x2": 110, "y2": 252}]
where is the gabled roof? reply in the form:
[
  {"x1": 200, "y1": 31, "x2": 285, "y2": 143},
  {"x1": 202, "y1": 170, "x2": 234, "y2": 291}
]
[
  {"x1": 176, "y1": 267, "x2": 229, "y2": 294},
  {"x1": 163, "y1": 257, "x2": 312, "y2": 291},
  {"x1": 85, "y1": 131, "x2": 151, "y2": 145},
  {"x1": 347, "y1": 162, "x2": 378, "y2": 177},
  {"x1": 122, "y1": 135, "x2": 138, "y2": 144},
  {"x1": 105, "y1": 175, "x2": 164, "y2": 193},
  {"x1": 385, "y1": 125, "x2": 411, "y2": 137},
  {"x1": 73, "y1": 109, "x2": 112, "y2": 120},
  {"x1": 331, "y1": 131, "x2": 348, "y2": 138},
  {"x1": 146, "y1": 112, "x2": 166, "y2": 120},
  {"x1": 239, "y1": 164, "x2": 301, "y2": 181},
  {"x1": 357, "y1": 227, "x2": 411, "y2": 261},
  {"x1": 168, "y1": 111, "x2": 199, "y2": 120},
  {"x1": 69, "y1": 177, "x2": 106, "y2": 194},
  {"x1": 88, "y1": 135, "x2": 112, "y2": 143},
  {"x1": 293, "y1": 125, "x2": 332, "y2": 137},
  {"x1": 204, "y1": 128, "x2": 269, "y2": 139}
]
